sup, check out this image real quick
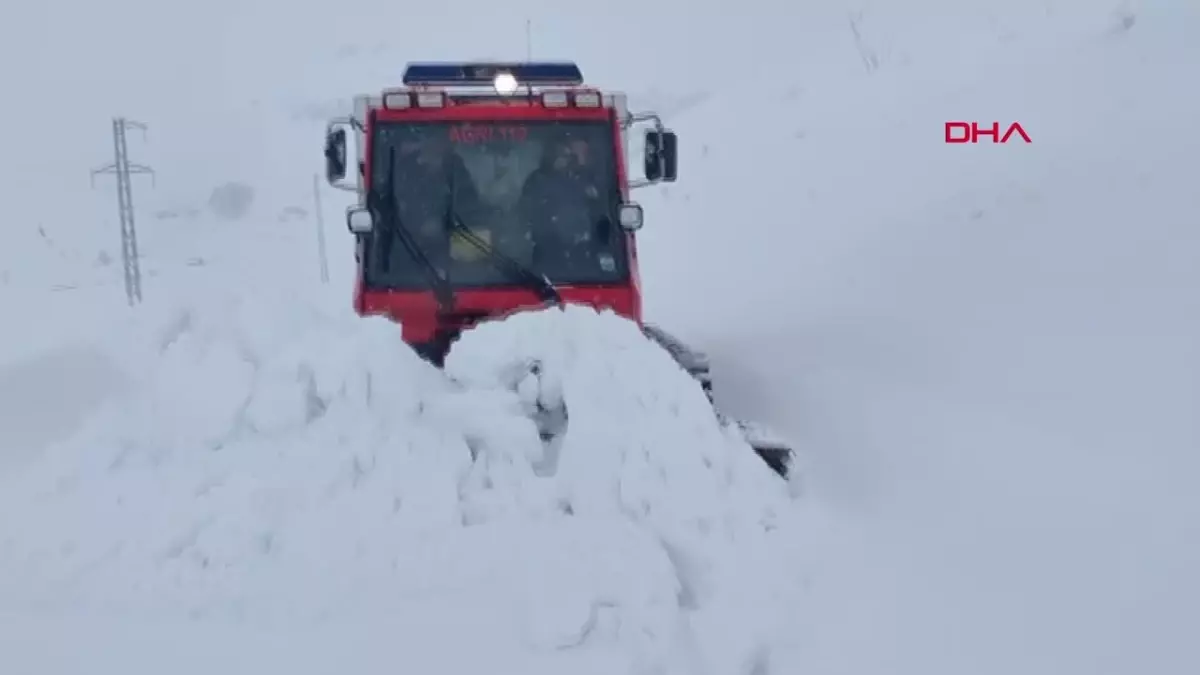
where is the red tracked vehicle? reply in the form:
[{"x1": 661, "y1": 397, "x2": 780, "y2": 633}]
[{"x1": 323, "y1": 61, "x2": 791, "y2": 477}]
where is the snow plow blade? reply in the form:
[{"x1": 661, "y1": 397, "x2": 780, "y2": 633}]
[
  {"x1": 642, "y1": 324, "x2": 795, "y2": 479},
  {"x1": 417, "y1": 322, "x2": 794, "y2": 480},
  {"x1": 726, "y1": 417, "x2": 794, "y2": 478}
]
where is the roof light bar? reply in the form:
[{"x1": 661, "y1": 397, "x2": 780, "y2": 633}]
[{"x1": 402, "y1": 61, "x2": 584, "y2": 87}]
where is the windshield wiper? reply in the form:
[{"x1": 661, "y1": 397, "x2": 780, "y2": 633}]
[
  {"x1": 445, "y1": 209, "x2": 562, "y2": 306},
  {"x1": 443, "y1": 178, "x2": 561, "y2": 307},
  {"x1": 370, "y1": 146, "x2": 454, "y2": 313}
]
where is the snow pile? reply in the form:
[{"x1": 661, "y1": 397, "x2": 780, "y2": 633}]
[{"x1": 0, "y1": 288, "x2": 799, "y2": 674}]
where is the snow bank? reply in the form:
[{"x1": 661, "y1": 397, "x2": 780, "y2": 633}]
[{"x1": 0, "y1": 289, "x2": 800, "y2": 674}]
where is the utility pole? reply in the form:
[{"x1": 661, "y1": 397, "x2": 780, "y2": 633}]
[
  {"x1": 312, "y1": 173, "x2": 330, "y2": 284},
  {"x1": 91, "y1": 117, "x2": 154, "y2": 306}
]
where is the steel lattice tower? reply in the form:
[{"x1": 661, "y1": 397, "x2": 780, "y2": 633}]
[{"x1": 92, "y1": 118, "x2": 154, "y2": 306}]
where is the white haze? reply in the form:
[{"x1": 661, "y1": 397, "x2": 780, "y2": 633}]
[{"x1": 2, "y1": 1, "x2": 1198, "y2": 674}]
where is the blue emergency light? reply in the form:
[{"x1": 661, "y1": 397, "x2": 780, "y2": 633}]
[{"x1": 401, "y1": 61, "x2": 584, "y2": 87}]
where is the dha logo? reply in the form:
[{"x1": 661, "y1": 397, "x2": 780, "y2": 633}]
[{"x1": 945, "y1": 121, "x2": 1032, "y2": 144}]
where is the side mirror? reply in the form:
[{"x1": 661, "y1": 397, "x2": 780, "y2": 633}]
[
  {"x1": 643, "y1": 130, "x2": 678, "y2": 183},
  {"x1": 346, "y1": 206, "x2": 373, "y2": 234},
  {"x1": 617, "y1": 203, "x2": 644, "y2": 232},
  {"x1": 325, "y1": 127, "x2": 347, "y2": 185}
]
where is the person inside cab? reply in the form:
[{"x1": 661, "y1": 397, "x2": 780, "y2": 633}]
[
  {"x1": 377, "y1": 131, "x2": 487, "y2": 270},
  {"x1": 395, "y1": 133, "x2": 484, "y2": 236},
  {"x1": 516, "y1": 135, "x2": 609, "y2": 271}
]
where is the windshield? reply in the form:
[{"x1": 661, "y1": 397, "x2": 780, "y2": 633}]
[{"x1": 363, "y1": 119, "x2": 626, "y2": 290}]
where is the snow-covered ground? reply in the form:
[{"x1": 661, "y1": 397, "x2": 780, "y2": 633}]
[{"x1": 2, "y1": 1, "x2": 1198, "y2": 674}]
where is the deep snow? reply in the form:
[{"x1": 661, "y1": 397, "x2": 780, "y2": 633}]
[
  {"x1": 0, "y1": 291, "x2": 799, "y2": 674},
  {"x1": 2, "y1": 1, "x2": 1199, "y2": 674}
]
